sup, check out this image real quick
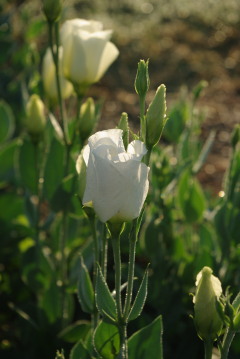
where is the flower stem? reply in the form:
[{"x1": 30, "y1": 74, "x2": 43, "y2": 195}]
[
  {"x1": 59, "y1": 209, "x2": 69, "y2": 327},
  {"x1": 221, "y1": 328, "x2": 236, "y2": 359},
  {"x1": 204, "y1": 340, "x2": 213, "y2": 359},
  {"x1": 48, "y1": 21, "x2": 69, "y2": 146},
  {"x1": 111, "y1": 230, "x2": 128, "y2": 359},
  {"x1": 139, "y1": 95, "x2": 146, "y2": 142},
  {"x1": 111, "y1": 233, "x2": 122, "y2": 317},
  {"x1": 123, "y1": 220, "x2": 137, "y2": 321},
  {"x1": 89, "y1": 216, "x2": 100, "y2": 329},
  {"x1": 100, "y1": 223, "x2": 108, "y2": 279}
]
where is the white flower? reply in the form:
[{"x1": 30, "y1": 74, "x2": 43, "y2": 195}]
[
  {"x1": 76, "y1": 129, "x2": 149, "y2": 223},
  {"x1": 60, "y1": 19, "x2": 119, "y2": 89},
  {"x1": 42, "y1": 47, "x2": 73, "y2": 102}
]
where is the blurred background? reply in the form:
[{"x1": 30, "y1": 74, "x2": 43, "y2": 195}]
[
  {"x1": 1, "y1": 0, "x2": 240, "y2": 358},
  {"x1": 1, "y1": 0, "x2": 240, "y2": 192}
]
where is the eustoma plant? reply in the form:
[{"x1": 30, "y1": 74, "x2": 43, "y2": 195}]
[{"x1": 74, "y1": 60, "x2": 167, "y2": 359}]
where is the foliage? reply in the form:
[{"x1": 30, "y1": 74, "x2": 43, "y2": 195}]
[{"x1": 1, "y1": 1, "x2": 240, "y2": 359}]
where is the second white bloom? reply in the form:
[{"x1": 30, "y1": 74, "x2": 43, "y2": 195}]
[
  {"x1": 61, "y1": 19, "x2": 119, "y2": 89},
  {"x1": 77, "y1": 129, "x2": 149, "y2": 223}
]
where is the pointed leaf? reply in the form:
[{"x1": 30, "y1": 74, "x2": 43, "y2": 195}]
[
  {"x1": 58, "y1": 320, "x2": 91, "y2": 343},
  {"x1": 128, "y1": 265, "x2": 149, "y2": 322},
  {"x1": 0, "y1": 139, "x2": 19, "y2": 183},
  {"x1": 128, "y1": 315, "x2": 163, "y2": 359},
  {"x1": 0, "y1": 100, "x2": 15, "y2": 143},
  {"x1": 96, "y1": 265, "x2": 117, "y2": 322},
  {"x1": 93, "y1": 321, "x2": 120, "y2": 359},
  {"x1": 19, "y1": 138, "x2": 38, "y2": 194},
  {"x1": 43, "y1": 137, "x2": 65, "y2": 200},
  {"x1": 77, "y1": 256, "x2": 94, "y2": 314},
  {"x1": 70, "y1": 340, "x2": 90, "y2": 359},
  {"x1": 192, "y1": 130, "x2": 215, "y2": 174}
]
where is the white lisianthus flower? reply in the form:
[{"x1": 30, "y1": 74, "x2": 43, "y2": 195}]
[
  {"x1": 42, "y1": 47, "x2": 73, "y2": 102},
  {"x1": 193, "y1": 266, "x2": 223, "y2": 341},
  {"x1": 60, "y1": 19, "x2": 119, "y2": 91},
  {"x1": 76, "y1": 129, "x2": 149, "y2": 223}
]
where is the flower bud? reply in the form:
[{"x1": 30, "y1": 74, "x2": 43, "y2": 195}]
[
  {"x1": 193, "y1": 266, "x2": 223, "y2": 341},
  {"x1": 25, "y1": 94, "x2": 46, "y2": 137},
  {"x1": 134, "y1": 59, "x2": 150, "y2": 99},
  {"x1": 117, "y1": 112, "x2": 129, "y2": 150},
  {"x1": 79, "y1": 98, "x2": 97, "y2": 143},
  {"x1": 145, "y1": 84, "x2": 167, "y2": 149},
  {"x1": 43, "y1": 0, "x2": 62, "y2": 23}
]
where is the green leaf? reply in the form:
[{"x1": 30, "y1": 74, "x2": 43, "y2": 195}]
[
  {"x1": 58, "y1": 320, "x2": 91, "y2": 343},
  {"x1": 48, "y1": 113, "x2": 64, "y2": 143},
  {"x1": 232, "y1": 292, "x2": 240, "y2": 311},
  {"x1": 43, "y1": 137, "x2": 65, "y2": 200},
  {"x1": 128, "y1": 265, "x2": 149, "y2": 322},
  {"x1": 0, "y1": 139, "x2": 19, "y2": 183},
  {"x1": 178, "y1": 170, "x2": 205, "y2": 223},
  {"x1": 128, "y1": 315, "x2": 163, "y2": 359},
  {"x1": 163, "y1": 100, "x2": 189, "y2": 143},
  {"x1": 77, "y1": 256, "x2": 94, "y2": 314},
  {"x1": 0, "y1": 100, "x2": 15, "y2": 143},
  {"x1": 40, "y1": 279, "x2": 62, "y2": 323},
  {"x1": 96, "y1": 265, "x2": 117, "y2": 322},
  {"x1": 70, "y1": 339, "x2": 90, "y2": 359},
  {"x1": 192, "y1": 130, "x2": 215, "y2": 174},
  {"x1": 19, "y1": 138, "x2": 38, "y2": 193},
  {"x1": 93, "y1": 321, "x2": 120, "y2": 359}
]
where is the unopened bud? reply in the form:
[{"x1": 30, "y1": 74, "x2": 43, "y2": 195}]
[
  {"x1": 79, "y1": 98, "x2": 97, "y2": 143},
  {"x1": 43, "y1": 0, "x2": 62, "y2": 23},
  {"x1": 193, "y1": 266, "x2": 223, "y2": 341},
  {"x1": 135, "y1": 59, "x2": 150, "y2": 99},
  {"x1": 118, "y1": 112, "x2": 129, "y2": 149},
  {"x1": 145, "y1": 84, "x2": 167, "y2": 149},
  {"x1": 25, "y1": 94, "x2": 46, "y2": 138}
]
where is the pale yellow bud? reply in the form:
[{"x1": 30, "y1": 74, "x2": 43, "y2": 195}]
[
  {"x1": 25, "y1": 95, "x2": 46, "y2": 136},
  {"x1": 193, "y1": 267, "x2": 223, "y2": 341},
  {"x1": 79, "y1": 98, "x2": 97, "y2": 143}
]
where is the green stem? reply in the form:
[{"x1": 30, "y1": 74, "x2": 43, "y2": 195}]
[
  {"x1": 221, "y1": 328, "x2": 236, "y2": 359},
  {"x1": 118, "y1": 324, "x2": 128, "y2": 359},
  {"x1": 139, "y1": 95, "x2": 146, "y2": 142},
  {"x1": 111, "y1": 234, "x2": 122, "y2": 317},
  {"x1": 123, "y1": 221, "x2": 137, "y2": 321},
  {"x1": 204, "y1": 340, "x2": 213, "y2": 359},
  {"x1": 71, "y1": 95, "x2": 83, "y2": 149},
  {"x1": 59, "y1": 210, "x2": 69, "y2": 327},
  {"x1": 111, "y1": 233, "x2": 128, "y2": 359},
  {"x1": 100, "y1": 224, "x2": 108, "y2": 280},
  {"x1": 144, "y1": 146, "x2": 152, "y2": 166},
  {"x1": 48, "y1": 21, "x2": 69, "y2": 145},
  {"x1": 89, "y1": 217, "x2": 100, "y2": 329}
]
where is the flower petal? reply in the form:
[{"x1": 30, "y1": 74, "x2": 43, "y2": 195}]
[
  {"x1": 95, "y1": 41, "x2": 119, "y2": 82},
  {"x1": 127, "y1": 140, "x2": 148, "y2": 160}
]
